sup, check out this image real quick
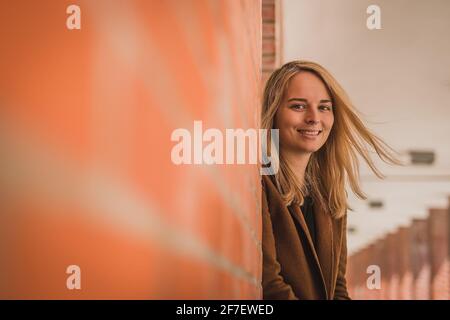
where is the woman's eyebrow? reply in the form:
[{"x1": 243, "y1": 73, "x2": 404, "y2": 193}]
[
  {"x1": 287, "y1": 98, "x2": 307, "y2": 102},
  {"x1": 287, "y1": 98, "x2": 332, "y2": 103}
]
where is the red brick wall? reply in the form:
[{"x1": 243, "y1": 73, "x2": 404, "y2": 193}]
[
  {"x1": 0, "y1": 0, "x2": 262, "y2": 299},
  {"x1": 262, "y1": 0, "x2": 283, "y2": 84}
]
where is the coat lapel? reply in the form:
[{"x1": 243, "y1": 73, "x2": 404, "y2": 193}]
[
  {"x1": 313, "y1": 202, "x2": 334, "y2": 298},
  {"x1": 289, "y1": 203, "x2": 330, "y2": 298}
]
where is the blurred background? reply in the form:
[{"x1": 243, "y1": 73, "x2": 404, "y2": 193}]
[
  {"x1": 0, "y1": 0, "x2": 449, "y2": 299},
  {"x1": 282, "y1": 0, "x2": 450, "y2": 299}
]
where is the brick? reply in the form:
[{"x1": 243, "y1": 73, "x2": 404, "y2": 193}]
[
  {"x1": 411, "y1": 219, "x2": 431, "y2": 299},
  {"x1": 263, "y1": 22, "x2": 275, "y2": 38},
  {"x1": 262, "y1": 38, "x2": 276, "y2": 56},
  {"x1": 262, "y1": 5, "x2": 275, "y2": 21},
  {"x1": 428, "y1": 208, "x2": 449, "y2": 299}
]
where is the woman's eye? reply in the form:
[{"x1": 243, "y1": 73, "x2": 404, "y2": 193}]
[
  {"x1": 319, "y1": 105, "x2": 332, "y2": 111},
  {"x1": 291, "y1": 104, "x2": 306, "y2": 110}
]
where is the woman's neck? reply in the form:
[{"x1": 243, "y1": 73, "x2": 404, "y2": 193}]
[{"x1": 282, "y1": 150, "x2": 312, "y2": 185}]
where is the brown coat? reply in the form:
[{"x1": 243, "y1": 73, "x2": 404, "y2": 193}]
[{"x1": 262, "y1": 175, "x2": 351, "y2": 300}]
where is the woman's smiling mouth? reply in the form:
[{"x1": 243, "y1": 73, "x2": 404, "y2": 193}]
[{"x1": 296, "y1": 129, "x2": 323, "y2": 137}]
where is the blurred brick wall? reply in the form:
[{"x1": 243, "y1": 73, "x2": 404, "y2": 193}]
[
  {"x1": 262, "y1": 0, "x2": 283, "y2": 84},
  {"x1": 398, "y1": 227, "x2": 413, "y2": 300},
  {"x1": 348, "y1": 203, "x2": 450, "y2": 300},
  {"x1": 411, "y1": 219, "x2": 432, "y2": 299},
  {"x1": 0, "y1": 0, "x2": 263, "y2": 299},
  {"x1": 428, "y1": 208, "x2": 449, "y2": 299}
]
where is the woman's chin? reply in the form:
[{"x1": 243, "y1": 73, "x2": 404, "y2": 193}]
[{"x1": 295, "y1": 143, "x2": 321, "y2": 154}]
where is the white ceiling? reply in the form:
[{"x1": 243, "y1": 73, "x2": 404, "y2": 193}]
[{"x1": 282, "y1": 0, "x2": 450, "y2": 254}]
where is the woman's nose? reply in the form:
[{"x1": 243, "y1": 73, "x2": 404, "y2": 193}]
[
  {"x1": 306, "y1": 119, "x2": 319, "y2": 125},
  {"x1": 304, "y1": 109, "x2": 320, "y2": 124}
]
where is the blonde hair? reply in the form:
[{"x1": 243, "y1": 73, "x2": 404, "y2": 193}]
[{"x1": 262, "y1": 60, "x2": 402, "y2": 219}]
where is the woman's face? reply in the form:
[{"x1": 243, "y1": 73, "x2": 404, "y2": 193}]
[{"x1": 274, "y1": 71, "x2": 334, "y2": 156}]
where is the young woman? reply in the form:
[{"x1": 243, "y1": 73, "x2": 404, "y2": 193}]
[{"x1": 261, "y1": 60, "x2": 400, "y2": 299}]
